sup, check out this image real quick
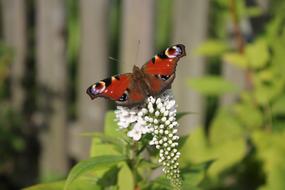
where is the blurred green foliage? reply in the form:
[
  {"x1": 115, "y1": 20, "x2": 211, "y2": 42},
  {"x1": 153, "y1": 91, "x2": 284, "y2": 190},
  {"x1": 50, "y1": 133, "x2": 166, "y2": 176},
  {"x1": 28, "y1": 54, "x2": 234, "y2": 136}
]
[
  {"x1": 0, "y1": 43, "x2": 26, "y2": 189},
  {"x1": 184, "y1": 0, "x2": 285, "y2": 189}
]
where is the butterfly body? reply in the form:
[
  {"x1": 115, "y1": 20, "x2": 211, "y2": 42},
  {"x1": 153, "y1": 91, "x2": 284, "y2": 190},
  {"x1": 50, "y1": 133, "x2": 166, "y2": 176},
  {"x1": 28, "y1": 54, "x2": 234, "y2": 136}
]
[{"x1": 87, "y1": 44, "x2": 186, "y2": 107}]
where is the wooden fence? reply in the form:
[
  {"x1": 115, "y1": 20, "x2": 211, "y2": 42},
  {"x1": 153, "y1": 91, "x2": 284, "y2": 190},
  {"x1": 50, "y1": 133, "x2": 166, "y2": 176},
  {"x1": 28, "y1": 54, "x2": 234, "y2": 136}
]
[{"x1": 0, "y1": 0, "x2": 245, "y2": 178}]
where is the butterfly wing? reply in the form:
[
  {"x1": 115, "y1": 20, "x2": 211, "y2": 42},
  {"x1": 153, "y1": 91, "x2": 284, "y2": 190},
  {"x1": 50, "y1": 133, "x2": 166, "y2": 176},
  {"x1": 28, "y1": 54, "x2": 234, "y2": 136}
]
[
  {"x1": 141, "y1": 44, "x2": 186, "y2": 95},
  {"x1": 86, "y1": 73, "x2": 147, "y2": 107}
]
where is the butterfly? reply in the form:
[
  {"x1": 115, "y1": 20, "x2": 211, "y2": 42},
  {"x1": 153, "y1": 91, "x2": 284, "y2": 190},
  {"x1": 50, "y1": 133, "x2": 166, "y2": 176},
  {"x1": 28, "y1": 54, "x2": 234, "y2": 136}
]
[{"x1": 86, "y1": 44, "x2": 186, "y2": 107}]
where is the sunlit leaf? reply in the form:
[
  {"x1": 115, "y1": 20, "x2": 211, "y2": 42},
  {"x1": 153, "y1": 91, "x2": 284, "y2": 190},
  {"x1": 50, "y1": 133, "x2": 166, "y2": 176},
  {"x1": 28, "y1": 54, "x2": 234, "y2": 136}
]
[
  {"x1": 245, "y1": 39, "x2": 269, "y2": 69},
  {"x1": 24, "y1": 179, "x2": 101, "y2": 190},
  {"x1": 90, "y1": 138, "x2": 121, "y2": 157},
  {"x1": 88, "y1": 133, "x2": 126, "y2": 156},
  {"x1": 64, "y1": 155, "x2": 126, "y2": 190},
  {"x1": 180, "y1": 127, "x2": 246, "y2": 177},
  {"x1": 210, "y1": 109, "x2": 243, "y2": 144},
  {"x1": 234, "y1": 103, "x2": 263, "y2": 130},
  {"x1": 188, "y1": 76, "x2": 238, "y2": 96},
  {"x1": 118, "y1": 163, "x2": 134, "y2": 190},
  {"x1": 223, "y1": 52, "x2": 248, "y2": 68},
  {"x1": 104, "y1": 111, "x2": 125, "y2": 138},
  {"x1": 196, "y1": 40, "x2": 228, "y2": 56},
  {"x1": 23, "y1": 181, "x2": 65, "y2": 190},
  {"x1": 252, "y1": 131, "x2": 285, "y2": 190},
  {"x1": 272, "y1": 95, "x2": 285, "y2": 115}
]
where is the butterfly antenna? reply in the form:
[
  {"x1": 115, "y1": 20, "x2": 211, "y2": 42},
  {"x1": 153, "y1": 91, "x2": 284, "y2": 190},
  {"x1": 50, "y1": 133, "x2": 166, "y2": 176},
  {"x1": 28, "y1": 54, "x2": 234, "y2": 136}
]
[{"x1": 108, "y1": 56, "x2": 120, "y2": 63}]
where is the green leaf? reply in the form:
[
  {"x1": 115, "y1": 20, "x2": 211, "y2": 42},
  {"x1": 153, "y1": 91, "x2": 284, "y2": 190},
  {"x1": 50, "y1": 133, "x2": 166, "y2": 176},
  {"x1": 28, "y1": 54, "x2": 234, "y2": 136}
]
[
  {"x1": 88, "y1": 133, "x2": 126, "y2": 156},
  {"x1": 223, "y1": 52, "x2": 248, "y2": 68},
  {"x1": 118, "y1": 163, "x2": 134, "y2": 190},
  {"x1": 178, "y1": 135, "x2": 189, "y2": 150},
  {"x1": 24, "y1": 179, "x2": 102, "y2": 190},
  {"x1": 64, "y1": 155, "x2": 126, "y2": 190},
  {"x1": 182, "y1": 160, "x2": 214, "y2": 189},
  {"x1": 176, "y1": 112, "x2": 194, "y2": 120},
  {"x1": 196, "y1": 40, "x2": 228, "y2": 57},
  {"x1": 188, "y1": 76, "x2": 238, "y2": 96},
  {"x1": 234, "y1": 103, "x2": 263, "y2": 130},
  {"x1": 180, "y1": 126, "x2": 246, "y2": 177},
  {"x1": 90, "y1": 138, "x2": 121, "y2": 157},
  {"x1": 252, "y1": 131, "x2": 285, "y2": 190},
  {"x1": 180, "y1": 127, "x2": 209, "y2": 165},
  {"x1": 272, "y1": 95, "x2": 285, "y2": 115},
  {"x1": 23, "y1": 181, "x2": 65, "y2": 190},
  {"x1": 245, "y1": 39, "x2": 269, "y2": 69},
  {"x1": 210, "y1": 109, "x2": 243, "y2": 144},
  {"x1": 104, "y1": 111, "x2": 125, "y2": 138},
  {"x1": 244, "y1": 6, "x2": 263, "y2": 17},
  {"x1": 97, "y1": 166, "x2": 120, "y2": 187},
  {"x1": 150, "y1": 177, "x2": 172, "y2": 190}
]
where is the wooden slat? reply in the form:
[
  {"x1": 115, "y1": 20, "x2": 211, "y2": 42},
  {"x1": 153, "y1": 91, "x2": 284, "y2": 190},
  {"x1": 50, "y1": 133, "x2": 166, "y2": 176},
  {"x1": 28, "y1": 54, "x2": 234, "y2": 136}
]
[
  {"x1": 1, "y1": 0, "x2": 26, "y2": 110},
  {"x1": 172, "y1": 0, "x2": 210, "y2": 133},
  {"x1": 120, "y1": 0, "x2": 154, "y2": 72},
  {"x1": 36, "y1": 0, "x2": 68, "y2": 177},
  {"x1": 76, "y1": 0, "x2": 109, "y2": 159}
]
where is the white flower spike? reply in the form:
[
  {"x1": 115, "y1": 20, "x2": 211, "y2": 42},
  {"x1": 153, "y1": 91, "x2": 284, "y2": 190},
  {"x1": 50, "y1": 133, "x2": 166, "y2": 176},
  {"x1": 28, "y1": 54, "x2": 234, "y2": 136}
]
[{"x1": 115, "y1": 89, "x2": 182, "y2": 189}]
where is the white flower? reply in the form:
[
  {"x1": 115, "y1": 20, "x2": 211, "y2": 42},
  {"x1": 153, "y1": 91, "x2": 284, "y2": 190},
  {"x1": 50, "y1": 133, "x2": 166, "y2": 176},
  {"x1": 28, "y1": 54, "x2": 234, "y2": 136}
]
[
  {"x1": 114, "y1": 89, "x2": 182, "y2": 188},
  {"x1": 127, "y1": 127, "x2": 141, "y2": 141}
]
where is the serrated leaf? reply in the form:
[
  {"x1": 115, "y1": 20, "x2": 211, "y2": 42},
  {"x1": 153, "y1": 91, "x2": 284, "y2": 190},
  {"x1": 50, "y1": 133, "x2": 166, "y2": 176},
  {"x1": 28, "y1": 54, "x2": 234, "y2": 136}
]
[
  {"x1": 188, "y1": 76, "x2": 238, "y2": 96},
  {"x1": 64, "y1": 155, "x2": 126, "y2": 190}
]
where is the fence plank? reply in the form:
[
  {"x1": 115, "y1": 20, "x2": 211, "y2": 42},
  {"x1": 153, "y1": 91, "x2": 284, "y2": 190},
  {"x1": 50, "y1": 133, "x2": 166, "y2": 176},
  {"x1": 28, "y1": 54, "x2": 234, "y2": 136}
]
[
  {"x1": 172, "y1": 0, "x2": 210, "y2": 133},
  {"x1": 36, "y1": 0, "x2": 68, "y2": 177},
  {"x1": 1, "y1": 0, "x2": 26, "y2": 110},
  {"x1": 75, "y1": 0, "x2": 109, "y2": 159},
  {"x1": 120, "y1": 0, "x2": 154, "y2": 72}
]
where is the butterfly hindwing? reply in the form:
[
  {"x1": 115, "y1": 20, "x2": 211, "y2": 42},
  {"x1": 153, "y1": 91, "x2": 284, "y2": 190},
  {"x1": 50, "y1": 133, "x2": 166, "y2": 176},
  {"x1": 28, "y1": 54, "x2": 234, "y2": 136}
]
[{"x1": 142, "y1": 44, "x2": 186, "y2": 95}]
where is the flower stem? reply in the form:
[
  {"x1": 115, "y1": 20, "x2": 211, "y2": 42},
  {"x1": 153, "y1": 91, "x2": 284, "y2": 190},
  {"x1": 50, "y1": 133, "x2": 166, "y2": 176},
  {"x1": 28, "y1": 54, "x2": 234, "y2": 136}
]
[{"x1": 129, "y1": 142, "x2": 140, "y2": 190}]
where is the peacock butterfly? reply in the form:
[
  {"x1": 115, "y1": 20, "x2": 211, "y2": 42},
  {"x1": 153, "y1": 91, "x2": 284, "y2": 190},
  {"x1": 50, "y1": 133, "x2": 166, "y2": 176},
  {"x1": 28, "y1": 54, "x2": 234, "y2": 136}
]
[{"x1": 86, "y1": 44, "x2": 186, "y2": 107}]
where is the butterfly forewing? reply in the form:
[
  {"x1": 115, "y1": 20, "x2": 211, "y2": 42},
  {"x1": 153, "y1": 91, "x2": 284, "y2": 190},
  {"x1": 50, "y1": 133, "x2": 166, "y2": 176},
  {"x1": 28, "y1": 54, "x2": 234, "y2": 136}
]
[
  {"x1": 142, "y1": 44, "x2": 186, "y2": 95},
  {"x1": 86, "y1": 73, "x2": 147, "y2": 107},
  {"x1": 87, "y1": 74, "x2": 131, "y2": 100}
]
